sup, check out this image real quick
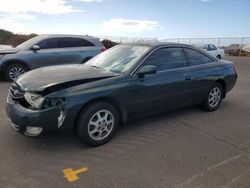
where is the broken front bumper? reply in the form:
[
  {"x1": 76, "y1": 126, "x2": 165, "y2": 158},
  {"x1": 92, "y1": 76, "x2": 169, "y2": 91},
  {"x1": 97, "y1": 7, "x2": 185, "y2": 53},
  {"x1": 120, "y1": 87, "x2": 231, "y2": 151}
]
[{"x1": 5, "y1": 99, "x2": 61, "y2": 136}]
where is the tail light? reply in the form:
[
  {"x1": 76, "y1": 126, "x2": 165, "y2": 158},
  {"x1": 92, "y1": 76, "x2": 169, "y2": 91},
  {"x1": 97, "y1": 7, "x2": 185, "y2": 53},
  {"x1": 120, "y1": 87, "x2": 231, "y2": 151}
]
[
  {"x1": 101, "y1": 47, "x2": 106, "y2": 52},
  {"x1": 233, "y1": 63, "x2": 237, "y2": 74}
]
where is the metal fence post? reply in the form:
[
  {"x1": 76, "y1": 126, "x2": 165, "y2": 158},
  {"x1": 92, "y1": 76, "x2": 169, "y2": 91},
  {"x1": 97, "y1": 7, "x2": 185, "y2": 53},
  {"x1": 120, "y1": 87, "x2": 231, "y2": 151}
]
[
  {"x1": 239, "y1": 37, "x2": 244, "y2": 57},
  {"x1": 217, "y1": 38, "x2": 220, "y2": 48}
]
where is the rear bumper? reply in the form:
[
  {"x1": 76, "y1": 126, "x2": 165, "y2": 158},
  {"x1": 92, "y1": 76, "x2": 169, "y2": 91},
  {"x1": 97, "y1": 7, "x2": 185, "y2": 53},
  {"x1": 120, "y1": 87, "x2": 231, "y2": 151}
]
[
  {"x1": 0, "y1": 62, "x2": 5, "y2": 80},
  {"x1": 225, "y1": 74, "x2": 237, "y2": 93},
  {"x1": 5, "y1": 99, "x2": 61, "y2": 135}
]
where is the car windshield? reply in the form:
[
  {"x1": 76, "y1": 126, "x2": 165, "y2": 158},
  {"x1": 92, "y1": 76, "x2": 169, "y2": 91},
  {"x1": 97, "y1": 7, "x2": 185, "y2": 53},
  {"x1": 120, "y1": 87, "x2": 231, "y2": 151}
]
[
  {"x1": 16, "y1": 36, "x2": 43, "y2": 49},
  {"x1": 85, "y1": 45, "x2": 150, "y2": 73}
]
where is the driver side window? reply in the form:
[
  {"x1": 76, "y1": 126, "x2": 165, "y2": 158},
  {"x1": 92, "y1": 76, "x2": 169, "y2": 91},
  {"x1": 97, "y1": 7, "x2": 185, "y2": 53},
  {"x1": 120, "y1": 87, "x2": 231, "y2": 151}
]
[
  {"x1": 143, "y1": 47, "x2": 188, "y2": 71},
  {"x1": 203, "y1": 45, "x2": 209, "y2": 51},
  {"x1": 37, "y1": 38, "x2": 58, "y2": 49}
]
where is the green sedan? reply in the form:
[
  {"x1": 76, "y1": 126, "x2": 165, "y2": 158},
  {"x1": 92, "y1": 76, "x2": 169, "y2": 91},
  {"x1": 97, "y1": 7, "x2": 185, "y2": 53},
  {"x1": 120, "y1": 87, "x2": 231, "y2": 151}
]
[{"x1": 5, "y1": 43, "x2": 237, "y2": 146}]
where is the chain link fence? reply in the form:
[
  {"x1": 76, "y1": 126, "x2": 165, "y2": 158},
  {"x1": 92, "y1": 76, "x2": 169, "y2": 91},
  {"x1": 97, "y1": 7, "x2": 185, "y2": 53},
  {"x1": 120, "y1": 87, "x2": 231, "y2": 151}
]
[
  {"x1": 100, "y1": 36, "x2": 250, "y2": 56},
  {"x1": 159, "y1": 37, "x2": 250, "y2": 56},
  {"x1": 99, "y1": 36, "x2": 158, "y2": 43}
]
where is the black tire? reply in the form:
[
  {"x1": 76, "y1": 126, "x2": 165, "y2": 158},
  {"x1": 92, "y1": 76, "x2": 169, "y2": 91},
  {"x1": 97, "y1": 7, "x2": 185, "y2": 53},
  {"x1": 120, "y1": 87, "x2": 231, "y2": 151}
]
[
  {"x1": 216, "y1": 55, "x2": 221, "y2": 59},
  {"x1": 202, "y1": 83, "x2": 223, "y2": 112},
  {"x1": 76, "y1": 102, "x2": 119, "y2": 147},
  {"x1": 5, "y1": 63, "x2": 28, "y2": 81}
]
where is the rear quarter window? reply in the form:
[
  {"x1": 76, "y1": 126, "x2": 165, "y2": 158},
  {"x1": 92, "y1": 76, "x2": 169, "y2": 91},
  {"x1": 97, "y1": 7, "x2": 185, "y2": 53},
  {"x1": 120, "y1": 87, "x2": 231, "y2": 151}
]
[{"x1": 184, "y1": 48, "x2": 213, "y2": 66}]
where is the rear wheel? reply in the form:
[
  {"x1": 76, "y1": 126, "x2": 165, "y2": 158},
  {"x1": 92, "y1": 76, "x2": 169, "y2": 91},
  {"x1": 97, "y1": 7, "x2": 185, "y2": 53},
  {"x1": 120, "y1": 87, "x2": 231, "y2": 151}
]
[
  {"x1": 216, "y1": 55, "x2": 221, "y2": 59},
  {"x1": 202, "y1": 83, "x2": 223, "y2": 111},
  {"x1": 5, "y1": 63, "x2": 28, "y2": 81},
  {"x1": 76, "y1": 102, "x2": 119, "y2": 147}
]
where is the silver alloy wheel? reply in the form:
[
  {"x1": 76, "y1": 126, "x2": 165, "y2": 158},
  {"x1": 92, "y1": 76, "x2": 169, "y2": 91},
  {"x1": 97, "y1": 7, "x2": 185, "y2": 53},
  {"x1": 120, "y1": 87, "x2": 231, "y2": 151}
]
[
  {"x1": 88, "y1": 110, "x2": 114, "y2": 141},
  {"x1": 208, "y1": 86, "x2": 221, "y2": 108},
  {"x1": 9, "y1": 67, "x2": 25, "y2": 80}
]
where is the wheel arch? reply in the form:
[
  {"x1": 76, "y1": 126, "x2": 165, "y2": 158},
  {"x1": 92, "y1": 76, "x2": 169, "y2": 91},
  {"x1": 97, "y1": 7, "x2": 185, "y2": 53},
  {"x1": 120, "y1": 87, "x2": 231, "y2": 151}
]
[
  {"x1": 3, "y1": 59, "x2": 31, "y2": 72},
  {"x1": 216, "y1": 54, "x2": 222, "y2": 59},
  {"x1": 2, "y1": 59, "x2": 30, "y2": 81},
  {"x1": 74, "y1": 96, "x2": 127, "y2": 131},
  {"x1": 215, "y1": 79, "x2": 226, "y2": 98}
]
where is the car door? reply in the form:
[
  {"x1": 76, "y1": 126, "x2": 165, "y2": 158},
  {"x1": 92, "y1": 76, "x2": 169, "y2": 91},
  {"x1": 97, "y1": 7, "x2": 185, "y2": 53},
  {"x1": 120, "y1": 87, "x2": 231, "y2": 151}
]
[
  {"x1": 57, "y1": 37, "x2": 96, "y2": 64},
  {"x1": 127, "y1": 47, "x2": 193, "y2": 117},
  {"x1": 183, "y1": 47, "x2": 223, "y2": 104},
  {"x1": 24, "y1": 38, "x2": 60, "y2": 69}
]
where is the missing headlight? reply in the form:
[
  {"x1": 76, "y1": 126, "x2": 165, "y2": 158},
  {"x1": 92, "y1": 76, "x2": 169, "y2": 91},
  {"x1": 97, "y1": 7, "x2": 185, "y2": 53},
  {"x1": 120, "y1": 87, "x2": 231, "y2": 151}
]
[
  {"x1": 57, "y1": 99, "x2": 67, "y2": 128},
  {"x1": 24, "y1": 92, "x2": 45, "y2": 109}
]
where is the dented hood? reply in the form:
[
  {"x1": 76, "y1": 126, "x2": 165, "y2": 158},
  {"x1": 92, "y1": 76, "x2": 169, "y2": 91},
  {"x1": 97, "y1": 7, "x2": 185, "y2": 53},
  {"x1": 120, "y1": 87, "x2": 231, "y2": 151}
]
[{"x1": 17, "y1": 64, "x2": 118, "y2": 92}]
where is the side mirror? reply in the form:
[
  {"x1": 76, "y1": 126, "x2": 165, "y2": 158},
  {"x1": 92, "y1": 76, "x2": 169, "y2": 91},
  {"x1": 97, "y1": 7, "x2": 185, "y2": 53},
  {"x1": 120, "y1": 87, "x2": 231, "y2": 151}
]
[
  {"x1": 32, "y1": 45, "x2": 40, "y2": 51},
  {"x1": 137, "y1": 65, "x2": 157, "y2": 78}
]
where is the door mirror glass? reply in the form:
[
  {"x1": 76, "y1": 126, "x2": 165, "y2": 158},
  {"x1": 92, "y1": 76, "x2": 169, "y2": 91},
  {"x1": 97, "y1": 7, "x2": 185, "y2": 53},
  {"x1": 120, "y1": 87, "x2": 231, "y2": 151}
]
[
  {"x1": 137, "y1": 65, "x2": 157, "y2": 78},
  {"x1": 32, "y1": 45, "x2": 40, "y2": 51}
]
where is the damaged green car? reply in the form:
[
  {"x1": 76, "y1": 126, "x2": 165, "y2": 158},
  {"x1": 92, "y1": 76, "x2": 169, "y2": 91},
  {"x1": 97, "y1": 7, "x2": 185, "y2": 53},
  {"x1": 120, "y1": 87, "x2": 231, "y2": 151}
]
[{"x1": 6, "y1": 43, "x2": 237, "y2": 146}]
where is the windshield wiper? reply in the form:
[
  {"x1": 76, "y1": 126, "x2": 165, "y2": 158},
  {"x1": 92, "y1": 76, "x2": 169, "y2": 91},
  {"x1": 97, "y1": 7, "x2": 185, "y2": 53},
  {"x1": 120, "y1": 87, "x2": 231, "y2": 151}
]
[{"x1": 90, "y1": 65, "x2": 117, "y2": 74}]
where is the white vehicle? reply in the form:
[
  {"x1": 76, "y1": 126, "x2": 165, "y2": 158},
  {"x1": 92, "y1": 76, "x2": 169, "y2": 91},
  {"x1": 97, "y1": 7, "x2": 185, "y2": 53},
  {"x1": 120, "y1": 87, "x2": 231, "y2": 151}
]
[
  {"x1": 201, "y1": 44, "x2": 225, "y2": 59},
  {"x1": 0, "y1": 45, "x2": 12, "y2": 49}
]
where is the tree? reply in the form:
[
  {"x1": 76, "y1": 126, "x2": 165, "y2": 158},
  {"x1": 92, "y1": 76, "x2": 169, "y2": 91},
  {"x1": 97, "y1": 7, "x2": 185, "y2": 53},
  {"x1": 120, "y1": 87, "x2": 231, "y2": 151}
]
[
  {"x1": 0, "y1": 29, "x2": 14, "y2": 44},
  {"x1": 0, "y1": 28, "x2": 37, "y2": 46},
  {"x1": 101, "y1": 39, "x2": 119, "y2": 49}
]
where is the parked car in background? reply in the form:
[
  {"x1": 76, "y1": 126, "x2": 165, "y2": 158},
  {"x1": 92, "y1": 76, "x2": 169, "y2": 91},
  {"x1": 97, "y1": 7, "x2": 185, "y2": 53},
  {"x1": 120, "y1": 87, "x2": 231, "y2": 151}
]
[
  {"x1": 0, "y1": 34, "x2": 106, "y2": 81},
  {"x1": 200, "y1": 44, "x2": 225, "y2": 59},
  {"x1": 6, "y1": 43, "x2": 237, "y2": 146},
  {"x1": 0, "y1": 45, "x2": 13, "y2": 49}
]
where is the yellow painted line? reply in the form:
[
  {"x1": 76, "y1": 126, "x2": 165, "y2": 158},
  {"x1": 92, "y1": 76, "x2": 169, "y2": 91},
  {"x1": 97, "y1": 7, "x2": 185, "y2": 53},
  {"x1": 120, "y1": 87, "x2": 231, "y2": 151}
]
[{"x1": 63, "y1": 167, "x2": 88, "y2": 182}]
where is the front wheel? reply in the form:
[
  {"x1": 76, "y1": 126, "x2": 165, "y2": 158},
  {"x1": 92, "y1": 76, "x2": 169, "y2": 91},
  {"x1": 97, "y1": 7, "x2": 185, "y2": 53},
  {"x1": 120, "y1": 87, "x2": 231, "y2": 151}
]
[
  {"x1": 5, "y1": 63, "x2": 28, "y2": 81},
  {"x1": 202, "y1": 83, "x2": 223, "y2": 111},
  {"x1": 76, "y1": 102, "x2": 119, "y2": 147}
]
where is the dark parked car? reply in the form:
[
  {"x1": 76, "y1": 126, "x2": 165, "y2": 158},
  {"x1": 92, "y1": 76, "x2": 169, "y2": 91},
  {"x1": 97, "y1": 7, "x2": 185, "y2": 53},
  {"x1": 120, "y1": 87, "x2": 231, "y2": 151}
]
[
  {"x1": 0, "y1": 34, "x2": 106, "y2": 81},
  {"x1": 5, "y1": 43, "x2": 237, "y2": 146}
]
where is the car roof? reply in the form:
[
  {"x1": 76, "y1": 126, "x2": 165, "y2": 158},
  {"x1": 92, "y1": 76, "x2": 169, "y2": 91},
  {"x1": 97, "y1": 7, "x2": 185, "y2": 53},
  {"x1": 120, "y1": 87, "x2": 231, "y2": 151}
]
[
  {"x1": 36, "y1": 34, "x2": 102, "y2": 46},
  {"x1": 38, "y1": 34, "x2": 99, "y2": 40},
  {"x1": 121, "y1": 42, "x2": 195, "y2": 48},
  {"x1": 120, "y1": 42, "x2": 218, "y2": 61}
]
